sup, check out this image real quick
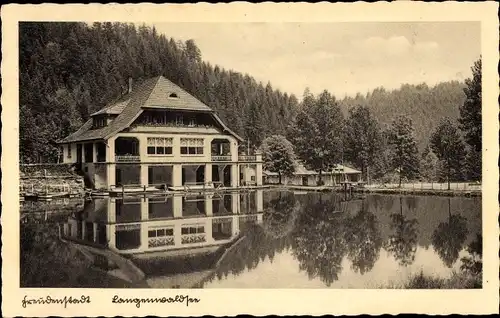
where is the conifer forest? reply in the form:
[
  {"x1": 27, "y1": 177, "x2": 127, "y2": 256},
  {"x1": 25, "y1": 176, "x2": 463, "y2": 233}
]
[{"x1": 19, "y1": 22, "x2": 481, "y2": 182}]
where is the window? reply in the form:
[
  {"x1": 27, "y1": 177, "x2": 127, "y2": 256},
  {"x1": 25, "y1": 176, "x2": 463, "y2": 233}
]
[
  {"x1": 188, "y1": 117, "x2": 196, "y2": 127},
  {"x1": 175, "y1": 115, "x2": 183, "y2": 125},
  {"x1": 169, "y1": 93, "x2": 179, "y2": 98},
  {"x1": 94, "y1": 117, "x2": 106, "y2": 128},
  {"x1": 181, "y1": 226, "x2": 205, "y2": 235},
  {"x1": 180, "y1": 138, "x2": 204, "y2": 155},
  {"x1": 148, "y1": 227, "x2": 174, "y2": 238},
  {"x1": 67, "y1": 144, "x2": 72, "y2": 159},
  {"x1": 147, "y1": 137, "x2": 173, "y2": 155}
]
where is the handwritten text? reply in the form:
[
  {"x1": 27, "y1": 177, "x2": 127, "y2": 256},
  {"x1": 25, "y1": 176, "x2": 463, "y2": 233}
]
[
  {"x1": 112, "y1": 294, "x2": 200, "y2": 308},
  {"x1": 22, "y1": 295, "x2": 91, "y2": 308}
]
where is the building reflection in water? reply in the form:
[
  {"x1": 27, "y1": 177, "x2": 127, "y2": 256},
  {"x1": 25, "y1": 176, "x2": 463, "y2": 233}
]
[
  {"x1": 63, "y1": 190, "x2": 264, "y2": 253},
  {"x1": 62, "y1": 190, "x2": 264, "y2": 287}
]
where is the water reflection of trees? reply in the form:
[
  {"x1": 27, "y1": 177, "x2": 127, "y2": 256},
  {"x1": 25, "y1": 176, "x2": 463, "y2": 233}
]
[
  {"x1": 201, "y1": 193, "x2": 481, "y2": 287},
  {"x1": 460, "y1": 233, "x2": 482, "y2": 276},
  {"x1": 432, "y1": 198, "x2": 469, "y2": 268},
  {"x1": 290, "y1": 196, "x2": 348, "y2": 286},
  {"x1": 344, "y1": 209, "x2": 383, "y2": 275},
  {"x1": 384, "y1": 197, "x2": 419, "y2": 267},
  {"x1": 205, "y1": 193, "x2": 387, "y2": 287},
  {"x1": 203, "y1": 222, "x2": 292, "y2": 286},
  {"x1": 263, "y1": 192, "x2": 301, "y2": 239}
]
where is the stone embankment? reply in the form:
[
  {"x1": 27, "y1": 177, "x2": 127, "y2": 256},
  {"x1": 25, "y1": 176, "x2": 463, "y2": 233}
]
[{"x1": 20, "y1": 164, "x2": 85, "y2": 198}]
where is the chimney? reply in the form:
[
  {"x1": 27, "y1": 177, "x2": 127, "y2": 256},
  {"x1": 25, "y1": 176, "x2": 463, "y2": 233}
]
[{"x1": 128, "y1": 77, "x2": 133, "y2": 94}]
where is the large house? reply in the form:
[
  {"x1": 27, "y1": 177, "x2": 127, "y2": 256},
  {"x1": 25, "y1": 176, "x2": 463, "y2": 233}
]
[
  {"x1": 264, "y1": 162, "x2": 362, "y2": 186},
  {"x1": 58, "y1": 76, "x2": 263, "y2": 191}
]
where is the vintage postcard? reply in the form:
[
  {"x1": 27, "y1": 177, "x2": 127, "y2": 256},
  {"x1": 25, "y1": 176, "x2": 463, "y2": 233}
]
[{"x1": 2, "y1": 2, "x2": 499, "y2": 316}]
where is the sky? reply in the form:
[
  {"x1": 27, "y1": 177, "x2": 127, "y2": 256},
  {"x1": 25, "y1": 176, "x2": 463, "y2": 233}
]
[{"x1": 152, "y1": 22, "x2": 480, "y2": 98}]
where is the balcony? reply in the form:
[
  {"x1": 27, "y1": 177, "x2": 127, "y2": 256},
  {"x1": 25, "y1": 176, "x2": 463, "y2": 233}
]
[
  {"x1": 116, "y1": 155, "x2": 140, "y2": 163},
  {"x1": 212, "y1": 155, "x2": 232, "y2": 162},
  {"x1": 238, "y1": 155, "x2": 256, "y2": 162}
]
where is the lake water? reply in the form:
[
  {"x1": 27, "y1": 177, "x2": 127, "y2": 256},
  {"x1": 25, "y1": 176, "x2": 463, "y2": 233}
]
[{"x1": 20, "y1": 190, "x2": 482, "y2": 288}]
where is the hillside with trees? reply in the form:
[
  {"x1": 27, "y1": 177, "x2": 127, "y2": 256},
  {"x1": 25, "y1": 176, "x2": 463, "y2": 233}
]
[
  {"x1": 19, "y1": 22, "x2": 299, "y2": 163},
  {"x1": 339, "y1": 81, "x2": 467, "y2": 151},
  {"x1": 20, "y1": 22, "x2": 479, "y2": 183}
]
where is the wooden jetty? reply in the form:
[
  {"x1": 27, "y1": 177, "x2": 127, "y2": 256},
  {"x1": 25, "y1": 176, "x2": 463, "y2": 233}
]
[{"x1": 92, "y1": 182, "x2": 269, "y2": 198}]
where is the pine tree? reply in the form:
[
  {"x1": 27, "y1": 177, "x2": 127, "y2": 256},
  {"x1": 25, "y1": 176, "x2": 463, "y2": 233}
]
[
  {"x1": 420, "y1": 145, "x2": 439, "y2": 182},
  {"x1": 290, "y1": 89, "x2": 344, "y2": 185},
  {"x1": 430, "y1": 117, "x2": 467, "y2": 189},
  {"x1": 388, "y1": 115, "x2": 420, "y2": 187},
  {"x1": 344, "y1": 105, "x2": 382, "y2": 182},
  {"x1": 459, "y1": 58, "x2": 482, "y2": 180}
]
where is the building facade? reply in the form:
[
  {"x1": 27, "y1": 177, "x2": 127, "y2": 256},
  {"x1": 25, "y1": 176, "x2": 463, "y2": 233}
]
[
  {"x1": 58, "y1": 76, "x2": 263, "y2": 191},
  {"x1": 264, "y1": 163, "x2": 362, "y2": 186}
]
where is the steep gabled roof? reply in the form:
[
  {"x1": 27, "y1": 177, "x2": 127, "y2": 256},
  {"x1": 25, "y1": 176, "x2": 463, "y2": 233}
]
[
  {"x1": 59, "y1": 76, "x2": 242, "y2": 143},
  {"x1": 143, "y1": 76, "x2": 212, "y2": 111},
  {"x1": 90, "y1": 98, "x2": 131, "y2": 116}
]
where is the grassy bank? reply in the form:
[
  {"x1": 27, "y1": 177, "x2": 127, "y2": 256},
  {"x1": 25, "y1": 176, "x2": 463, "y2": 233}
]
[{"x1": 384, "y1": 271, "x2": 482, "y2": 289}]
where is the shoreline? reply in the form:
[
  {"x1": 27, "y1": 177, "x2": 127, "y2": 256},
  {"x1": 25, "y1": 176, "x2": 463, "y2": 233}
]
[
  {"x1": 19, "y1": 183, "x2": 481, "y2": 200},
  {"x1": 269, "y1": 185, "x2": 481, "y2": 197}
]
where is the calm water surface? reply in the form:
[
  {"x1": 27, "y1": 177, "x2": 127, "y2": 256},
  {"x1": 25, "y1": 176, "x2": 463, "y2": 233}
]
[{"x1": 21, "y1": 190, "x2": 481, "y2": 288}]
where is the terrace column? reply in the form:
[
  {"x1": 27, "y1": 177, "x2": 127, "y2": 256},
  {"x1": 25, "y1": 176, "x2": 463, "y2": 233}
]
[
  {"x1": 106, "y1": 138, "x2": 116, "y2": 189},
  {"x1": 205, "y1": 163, "x2": 212, "y2": 185},
  {"x1": 141, "y1": 198, "x2": 149, "y2": 221},
  {"x1": 256, "y1": 190, "x2": 264, "y2": 212},
  {"x1": 173, "y1": 222, "x2": 182, "y2": 248},
  {"x1": 205, "y1": 195, "x2": 213, "y2": 216},
  {"x1": 232, "y1": 215, "x2": 239, "y2": 236},
  {"x1": 231, "y1": 192, "x2": 239, "y2": 214},
  {"x1": 205, "y1": 218, "x2": 214, "y2": 244},
  {"x1": 173, "y1": 196, "x2": 183, "y2": 218},
  {"x1": 93, "y1": 223, "x2": 98, "y2": 243},
  {"x1": 92, "y1": 143, "x2": 98, "y2": 163},
  {"x1": 108, "y1": 199, "x2": 117, "y2": 223},
  {"x1": 81, "y1": 221, "x2": 86, "y2": 240},
  {"x1": 230, "y1": 140, "x2": 238, "y2": 162},
  {"x1": 138, "y1": 135, "x2": 148, "y2": 162},
  {"x1": 140, "y1": 165, "x2": 149, "y2": 187},
  {"x1": 107, "y1": 165, "x2": 116, "y2": 189},
  {"x1": 231, "y1": 165, "x2": 239, "y2": 188},
  {"x1": 255, "y1": 151, "x2": 263, "y2": 186},
  {"x1": 140, "y1": 224, "x2": 148, "y2": 250},
  {"x1": 107, "y1": 225, "x2": 116, "y2": 249},
  {"x1": 172, "y1": 165, "x2": 182, "y2": 187},
  {"x1": 257, "y1": 213, "x2": 263, "y2": 224}
]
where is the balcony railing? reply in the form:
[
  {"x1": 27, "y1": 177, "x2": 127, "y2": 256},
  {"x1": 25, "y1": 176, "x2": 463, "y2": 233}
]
[
  {"x1": 238, "y1": 155, "x2": 256, "y2": 161},
  {"x1": 116, "y1": 154, "x2": 140, "y2": 163},
  {"x1": 181, "y1": 234, "x2": 206, "y2": 244},
  {"x1": 212, "y1": 155, "x2": 232, "y2": 162},
  {"x1": 148, "y1": 236, "x2": 175, "y2": 248}
]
